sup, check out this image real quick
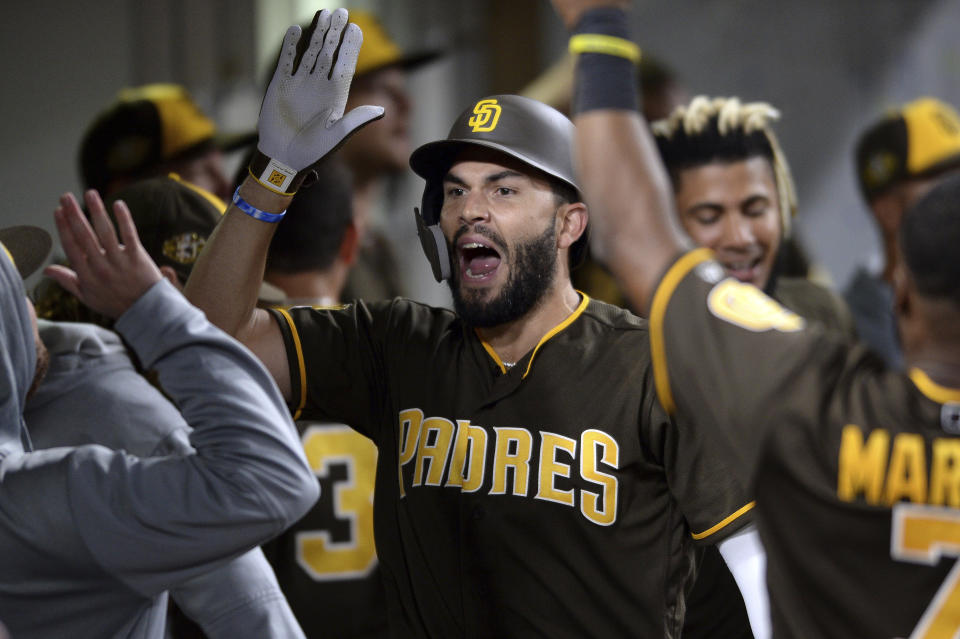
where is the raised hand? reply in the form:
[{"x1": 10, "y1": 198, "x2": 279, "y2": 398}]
[
  {"x1": 252, "y1": 8, "x2": 385, "y2": 194},
  {"x1": 45, "y1": 190, "x2": 162, "y2": 319}
]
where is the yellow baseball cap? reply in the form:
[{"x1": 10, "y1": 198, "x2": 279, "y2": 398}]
[
  {"x1": 856, "y1": 97, "x2": 960, "y2": 201},
  {"x1": 79, "y1": 84, "x2": 255, "y2": 194},
  {"x1": 350, "y1": 10, "x2": 441, "y2": 77}
]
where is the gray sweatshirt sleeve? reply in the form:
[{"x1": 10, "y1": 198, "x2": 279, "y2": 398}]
[
  {"x1": 170, "y1": 547, "x2": 306, "y2": 639},
  {"x1": 61, "y1": 280, "x2": 319, "y2": 596}
]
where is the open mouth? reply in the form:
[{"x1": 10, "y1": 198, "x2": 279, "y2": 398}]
[
  {"x1": 459, "y1": 239, "x2": 502, "y2": 282},
  {"x1": 720, "y1": 257, "x2": 763, "y2": 284}
]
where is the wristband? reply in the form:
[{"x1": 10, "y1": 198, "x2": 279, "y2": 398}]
[
  {"x1": 232, "y1": 187, "x2": 286, "y2": 223},
  {"x1": 570, "y1": 7, "x2": 640, "y2": 115},
  {"x1": 569, "y1": 34, "x2": 641, "y2": 64},
  {"x1": 248, "y1": 151, "x2": 306, "y2": 195}
]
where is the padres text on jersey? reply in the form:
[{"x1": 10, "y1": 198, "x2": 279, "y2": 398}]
[{"x1": 397, "y1": 409, "x2": 618, "y2": 526}]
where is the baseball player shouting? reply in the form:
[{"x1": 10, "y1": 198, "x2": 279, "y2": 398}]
[
  {"x1": 187, "y1": 8, "x2": 766, "y2": 637},
  {"x1": 559, "y1": 0, "x2": 960, "y2": 637}
]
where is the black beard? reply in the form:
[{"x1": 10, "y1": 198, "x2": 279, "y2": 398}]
[
  {"x1": 26, "y1": 336, "x2": 49, "y2": 402},
  {"x1": 447, "y1": 222, "x2": 558, "y2": 328}
]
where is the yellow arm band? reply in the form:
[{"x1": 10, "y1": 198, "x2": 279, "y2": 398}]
[{"x1": 569, "y1": 34, "x2": 641, "y2": 65}]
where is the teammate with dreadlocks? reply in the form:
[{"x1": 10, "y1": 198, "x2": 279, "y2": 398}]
[
  {"x1": 559, "y1": 0, "x2": 960, "y2": 635},
  {"x1": 652, "y1": 97, "x2": 854, "y2": 336},
  {"x1": 654, "y1": 95, "x2": 855, "y2": 639}
]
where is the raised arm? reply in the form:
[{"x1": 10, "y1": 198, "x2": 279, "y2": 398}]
[
  {"x1": 32, "y1": 188, "x2": 318, "y2": 594},
  {"x1": 553, "y1": 0, "x2": 690, "y2": 314},
  {"x1": 185, "y1": 7, "x2": 383, "y2": 398},
  {"x1": 556, "y1": 4, "x2": 774, "y2": 635}
]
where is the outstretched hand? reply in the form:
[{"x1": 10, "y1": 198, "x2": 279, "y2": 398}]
[
  {"x1": 257, "y1": 8, "x2": 384, "y2": 174},
  {"x1": 45, "y1": 190, "x2": 162, "y2": 319},
  {"x1": 550, "y1": 0, "x2": 630, "y2": 29}
]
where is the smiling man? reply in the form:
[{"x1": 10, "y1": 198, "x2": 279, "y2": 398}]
[
  {"x1": 653, "y1": 96, "x2": 856, "y2": 639},
  {"x1": 186, "y1": 9, "x2": 766, "y2": 637},
  {"x1": 653, "y1": 97, "x2": 854, "y2": 336}
]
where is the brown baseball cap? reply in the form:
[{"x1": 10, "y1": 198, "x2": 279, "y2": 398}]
[
  {"x1": 103, "y1": 174, "x2": 223, "y2": 284},
  {"x1": 856, "y1": 97, "x2": 960, "y2": 201},
  {"x1": 0, "y1": 226, "x2": 52, "y2": 280}
]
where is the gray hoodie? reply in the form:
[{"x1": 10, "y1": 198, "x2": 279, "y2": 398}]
[
  {"x1": 0, "y1": 252, "x2": 318, "y2": 638},
  {"x1": 0, "y1": 245, "x2": 35, "y2": 460},
  {"x1": 24, "y1": 320, "x2": 307, "y2": 639}
]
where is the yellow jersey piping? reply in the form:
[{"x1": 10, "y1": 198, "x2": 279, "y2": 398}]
[
  {"x1": 521, "y1": 293, "x2": 590, "y2": 379},
  {"x1": 476, "y1": 293, "x2": 591, "y2": 378},
  {"x1": 691, "y1": 501, "x2": 755, "y2": 540},
  {"x1": 478, "y1": 336, "x2": 508, "y2": 375},
  {"x1": 909, "y1": 368, "x2": 960, "y2": 404},
  {"x1": 649, "y1": 248, "x2": 713, "y2": 415},
  {"x1": 274, "y1": 307, "x2": 308, "y2": 420}
]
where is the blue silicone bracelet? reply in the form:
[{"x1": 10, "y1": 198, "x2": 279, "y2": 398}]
[{"x1": 232, "y1": 187, "x2": 286, "y2": 223}]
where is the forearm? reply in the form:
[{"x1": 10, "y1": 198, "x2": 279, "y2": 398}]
[
  {"x1": 185, "y1": 176, "x2": 292, "y2": 339},
  {"x1": 171, "y1": 547, "x2": 306, "y2": 639},
  {"x1": 560, "y1": 2, "x2": 690, "y2": 314},
  {"x1": 115, "y1": 279, "x2": 315, "y2": 524},
  {"x1": 19, "y1": 281, "x2": 319, "y2": 596},
  {"x1": 573, "y1": 110, "x2": 688, "y2": 313},
  {"x1": 717, "y1": 525, "x2": 771, "y2": 639}
]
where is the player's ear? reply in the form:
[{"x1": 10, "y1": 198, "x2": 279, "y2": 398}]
[
  {"x1": 870, "y1": 191, "x2": 903, "y2": 238},
  {"x1": 159, "y1": 266, "x2": 184, "y2": 291},
  {"x1": 338, "y1": 222, "x2": 359, "y2": 266},
  {"x1": 556, "y1": 202, "x2": 588, "y2": 251},
  {"x1": 892, "y1": 261, "x2": 919, "y2": 348}
]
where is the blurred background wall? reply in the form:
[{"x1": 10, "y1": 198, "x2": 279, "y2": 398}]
[{"x1": 3, "y1": 0, "x2": 959, "y2": 302}]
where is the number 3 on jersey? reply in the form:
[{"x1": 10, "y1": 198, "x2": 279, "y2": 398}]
[
  {"x1": 297, "y1": 425, "x2": 378, "y2": 580},
  {"x1": 892, "y1": 503, "x2": 960, "y2": 639}
]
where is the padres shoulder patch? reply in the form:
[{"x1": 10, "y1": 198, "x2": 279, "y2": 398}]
[{"x1": 707, "y1": 279, "x2": 805, "y2": 332}]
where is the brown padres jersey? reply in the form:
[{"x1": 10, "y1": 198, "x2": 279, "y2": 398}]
[
  {"x1": 267, "y1": 294, "x2": 753, "y2": 639},
  {"x1": 654, "y1": 248, "x2": 960, "y2": 639},
  {"x1": 683, "y1": 273, "x2": 856, "y2": 639}
]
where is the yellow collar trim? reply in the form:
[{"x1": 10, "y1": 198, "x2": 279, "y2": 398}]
[
  {"x1": 167, "y1": 172, "x2": 228, "y2": 213},
  {"x1": 910, "y1": 368, "x2": 960, "y2": 404},
  {"x1": 478, "y1": 293, "x2": 591, "y2": 378},
  {"x1": 479, "y1": 338, "x2": 509, "y2": 375}
]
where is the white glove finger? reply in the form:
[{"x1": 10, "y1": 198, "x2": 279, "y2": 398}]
[
  {"x1": 332, "y1": 105, "x2": 385, "y2": 137},
  {"x1": 293, "y1": 105, "x2": 382, "y2": 169},
  {"x1": 331, "y1": 23, "x2": 363, "y2": 81},
  {"x1": 297, "y1": 9, "x2": 331, "y2": 76},
  {"x1": 316, "y1": 8, "x2": 349, "y2": 78},
  {"x1": 275, "y1": 25, "x2": 302, "y2": 79}
]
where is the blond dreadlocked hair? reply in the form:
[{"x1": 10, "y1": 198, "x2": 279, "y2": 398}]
[{"x1": 651, "y1": 96, "x2": 798, "y2": 235}]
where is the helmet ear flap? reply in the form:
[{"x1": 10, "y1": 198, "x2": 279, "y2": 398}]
[
  {"x1": 414, "y1": 207, "x2": 451, "y2": 282},
  {"x1": 414, "y1": 178, "x2": 451, "y2": 282}
]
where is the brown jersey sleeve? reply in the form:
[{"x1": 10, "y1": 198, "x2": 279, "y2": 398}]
[
  {"x1": 644, "y1": 379, "x2": 757, "y2": 544},
  {"x1": 267, "y1": 301, "x2": 390, "y2": 439},
  {"x1": 649, "y1": 249, "x2": 850, "y2": 538}
]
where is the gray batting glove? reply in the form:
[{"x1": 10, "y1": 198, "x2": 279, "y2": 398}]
[{"x1": 250, "y1": 8, "x2": 384, "y2": 195}]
